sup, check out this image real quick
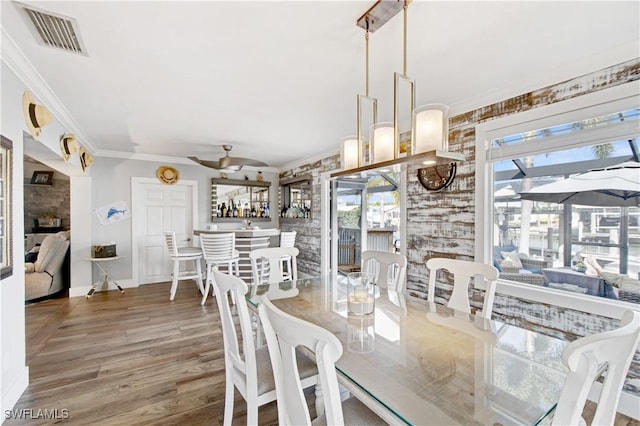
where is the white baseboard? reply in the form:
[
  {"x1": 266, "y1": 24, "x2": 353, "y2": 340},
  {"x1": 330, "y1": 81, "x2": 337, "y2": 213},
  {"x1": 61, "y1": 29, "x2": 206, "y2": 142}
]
[
  {"x1": 2, "y1": 365, "x2": 29, "y2": 422},
  {"x1": 68, "y1": 279, "x2": 137, "y2": 298}
]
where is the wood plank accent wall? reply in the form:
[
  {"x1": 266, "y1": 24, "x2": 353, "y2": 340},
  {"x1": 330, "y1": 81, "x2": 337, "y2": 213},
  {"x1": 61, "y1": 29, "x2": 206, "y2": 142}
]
[
  {"x1": 407, "y1": 58, "x2": 639, "y2": 301},
  {"x1": 279, "y1": 154, "x2": 340, "y2": 276},
  {"x1": 405, "y1": 58, "x2": 640, "y2": 393}
]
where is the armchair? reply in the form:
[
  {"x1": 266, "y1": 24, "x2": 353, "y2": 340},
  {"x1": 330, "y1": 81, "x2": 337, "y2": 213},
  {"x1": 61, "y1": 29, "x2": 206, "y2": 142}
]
[
  {"x1": 25, "y1": 231, "x2": 70, "y2": 302},
  {"x1": 496, "y1": 249, "x2": 552, "y2": 286}
]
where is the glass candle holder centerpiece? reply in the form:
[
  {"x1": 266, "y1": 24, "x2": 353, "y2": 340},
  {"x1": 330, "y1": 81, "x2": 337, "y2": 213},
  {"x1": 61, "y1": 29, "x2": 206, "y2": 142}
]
[{"x1": 347, "y1": 272, "x2": 375, "y2": 316}]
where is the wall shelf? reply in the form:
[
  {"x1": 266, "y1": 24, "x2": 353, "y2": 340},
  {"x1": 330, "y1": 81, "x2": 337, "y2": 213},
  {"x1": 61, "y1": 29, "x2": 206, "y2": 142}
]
[
  {"x1": 211, "y1": 178, "x2": 272, "y2": 221},
  {"x1": 279, "y1": 174, "x2": 312, "y2": 221}
]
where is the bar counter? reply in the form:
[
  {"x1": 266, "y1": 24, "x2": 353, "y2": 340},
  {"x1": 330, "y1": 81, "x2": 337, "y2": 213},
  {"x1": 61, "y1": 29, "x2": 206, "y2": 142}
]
[{"x1": 194, "y1": 228, "x2": 280, "y2": 282}]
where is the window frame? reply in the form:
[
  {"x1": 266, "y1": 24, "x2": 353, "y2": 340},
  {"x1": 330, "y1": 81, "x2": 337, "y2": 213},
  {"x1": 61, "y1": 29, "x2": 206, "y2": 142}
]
[
  {"x1": 474, "y1": 83, "x2": 640, "y2": 318},
  {"x1": 1, "y1": 135, "x2": 13, "y2": 280}
]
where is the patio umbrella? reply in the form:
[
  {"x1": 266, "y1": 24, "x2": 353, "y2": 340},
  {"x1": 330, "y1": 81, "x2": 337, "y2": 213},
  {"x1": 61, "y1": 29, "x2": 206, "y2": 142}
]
[{"x1": 519, "y1": 161, "x2": 640, "y2": 207}]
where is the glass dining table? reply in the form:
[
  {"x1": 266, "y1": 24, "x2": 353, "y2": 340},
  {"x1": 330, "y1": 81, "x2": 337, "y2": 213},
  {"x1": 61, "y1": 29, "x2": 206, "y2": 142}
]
[{"x1": 247, "y1": 275, "x2": 568, "y2": 426}]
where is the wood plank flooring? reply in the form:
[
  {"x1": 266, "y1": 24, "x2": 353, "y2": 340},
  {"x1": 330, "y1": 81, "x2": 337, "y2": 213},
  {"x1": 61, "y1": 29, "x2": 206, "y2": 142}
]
[
  {"x1": 7, "y1": 281, "x2": 640, "y2": 425},
  {"x1": 7, "y1": 282, "x2": 279, "y2": 426}
]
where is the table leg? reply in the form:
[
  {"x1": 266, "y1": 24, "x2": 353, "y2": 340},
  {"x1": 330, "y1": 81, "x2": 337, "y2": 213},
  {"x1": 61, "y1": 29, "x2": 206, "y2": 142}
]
[
  {"x1": 112, "y1": 279, "x2": 125, "y2": 293},
  {"x1": 86, "y1": 285, "x2": 96, "y2": 299},
  {"x1": 87, "y1": 260, "x2": 125, "y2": 297}
]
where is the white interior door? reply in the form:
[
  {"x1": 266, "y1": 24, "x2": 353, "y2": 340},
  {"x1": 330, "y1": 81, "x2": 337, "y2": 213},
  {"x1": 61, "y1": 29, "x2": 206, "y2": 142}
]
[{"x1": 132, "y1": 179, "x2": 198, "y2": 285}]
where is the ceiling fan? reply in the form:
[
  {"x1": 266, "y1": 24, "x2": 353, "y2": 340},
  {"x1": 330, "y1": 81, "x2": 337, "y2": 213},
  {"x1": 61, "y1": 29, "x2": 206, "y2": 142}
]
[{"x1": 188, "y1": 144, "x2": 268, "y2": 172}]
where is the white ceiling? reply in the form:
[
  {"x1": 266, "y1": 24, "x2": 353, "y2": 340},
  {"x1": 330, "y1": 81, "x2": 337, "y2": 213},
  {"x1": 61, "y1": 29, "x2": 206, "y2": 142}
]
[{"x1": 2, "y1": 1, "x2": 639, "y2": 169}]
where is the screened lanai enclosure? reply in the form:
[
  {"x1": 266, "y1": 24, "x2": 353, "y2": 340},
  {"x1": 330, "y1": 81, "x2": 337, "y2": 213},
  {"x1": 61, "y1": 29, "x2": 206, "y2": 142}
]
[
  {"x1": 333, "y1": 172, "x2": 400, "y2": 274},
  {"x1": 490, "y1": 108, "x2": 639, "y2": 304}
]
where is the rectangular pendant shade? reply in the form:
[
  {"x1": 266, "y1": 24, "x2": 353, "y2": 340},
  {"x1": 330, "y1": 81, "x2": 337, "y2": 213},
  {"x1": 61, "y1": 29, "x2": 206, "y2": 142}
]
[
  {"x1": 341, "y1": 136, "x2": 360, "y2": 170},
  {"x1": 369, "y1": 122, "x2": 395, "y2": 163},
  {"x1": 413, "y1": 104, "x2": 449, "y2": 154}
]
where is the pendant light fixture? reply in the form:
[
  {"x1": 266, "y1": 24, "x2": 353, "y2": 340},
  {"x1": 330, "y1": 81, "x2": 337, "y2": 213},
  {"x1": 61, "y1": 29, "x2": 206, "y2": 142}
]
[
  {"x1": 413, "y1": 103, "x2": 450, "y2": 154},
  {"x1": 341, "y1": 135, "x2": 359, "y2": 170},
  {"x1": 341, "y1": 17, "x2": 378, "y2": 170},
  {"x1": 337, "y1": 0, "x2": 462, "y2": 180},
  {"x1": 393, "y1": 0, "x2": 415, "y2": 158},
  {"x1": 369, "y1": 121, "x2": 395, "y2": 162}
]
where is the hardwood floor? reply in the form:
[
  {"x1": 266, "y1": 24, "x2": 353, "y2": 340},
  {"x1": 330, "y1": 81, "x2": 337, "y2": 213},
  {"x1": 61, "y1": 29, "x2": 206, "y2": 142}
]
[
  {"x1": 7, "y1": 282, "x2": 640, "y2": 425},
  {"x1": 7, "y1": 282, "x2": 279, "y2": 426}
]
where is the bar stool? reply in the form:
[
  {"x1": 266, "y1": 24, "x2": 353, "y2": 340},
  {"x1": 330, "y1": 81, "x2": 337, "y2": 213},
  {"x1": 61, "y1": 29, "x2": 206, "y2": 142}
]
[
  {"x1": 279, "y1": 230, "x2": 297, "y2": 281},
  {"x1": 200, "y1": 232, "x2": 240, "y2": 305},
  {"x1": 164, "y1": 232, "x2": 204, "y2": 301}
]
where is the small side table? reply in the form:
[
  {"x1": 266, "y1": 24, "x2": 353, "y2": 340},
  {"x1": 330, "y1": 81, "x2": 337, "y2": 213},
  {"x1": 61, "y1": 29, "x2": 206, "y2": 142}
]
[{"x1": 85, "y1": 256, "x2": 125, "y2": 298}]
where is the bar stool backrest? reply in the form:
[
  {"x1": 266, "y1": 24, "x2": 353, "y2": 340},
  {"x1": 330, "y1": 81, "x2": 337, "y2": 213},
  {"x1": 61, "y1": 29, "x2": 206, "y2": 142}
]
[
  {"x1": 164, "y1": 232, "x2": 179, "y2": 257},
  {"x1": 200, "y1": 232, "x2": 236, "y2": 263},
  {"x1": 280, "y1": 231, "x2": 297, "y2": 248}
]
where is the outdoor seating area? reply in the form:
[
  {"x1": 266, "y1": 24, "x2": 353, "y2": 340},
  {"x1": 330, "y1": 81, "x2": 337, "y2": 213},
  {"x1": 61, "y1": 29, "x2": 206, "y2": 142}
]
[{"x1": 493, "y1": 245, "x2": 552, "y2": 286}]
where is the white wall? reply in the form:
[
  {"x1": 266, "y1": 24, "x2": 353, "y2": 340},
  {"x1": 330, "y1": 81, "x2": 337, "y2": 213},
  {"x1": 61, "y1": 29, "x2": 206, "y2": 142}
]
[
  {"x1": 0, "y1": 61, "x2": 28, "y2": 421},
  {"x1": 0, "y1": 59, "x2": 281, "y2": 414},
  {"x1": 81, "y1": 157, "x2": 280, "y2": 290},
  {"x1": 0, "y1": 62, "x2": 82, "y2": 419}
]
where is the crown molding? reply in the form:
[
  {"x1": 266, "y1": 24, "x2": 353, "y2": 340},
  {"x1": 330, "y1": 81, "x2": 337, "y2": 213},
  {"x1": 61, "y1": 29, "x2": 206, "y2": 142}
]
[
  {"x1": 278, "y1": 148, "x2": 340, "y2": 173},
  {"x1": 0, "y1": 27, "x2": 98, "y2": 153},
  {"x1": 95, "y1": 149, "x2": 200, "y2": 165}
]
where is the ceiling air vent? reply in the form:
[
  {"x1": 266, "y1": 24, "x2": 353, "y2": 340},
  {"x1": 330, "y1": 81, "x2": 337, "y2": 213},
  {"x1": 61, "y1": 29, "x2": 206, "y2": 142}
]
[{"x1": 18, "y1": 3, "x2": 87, "y2": 56}]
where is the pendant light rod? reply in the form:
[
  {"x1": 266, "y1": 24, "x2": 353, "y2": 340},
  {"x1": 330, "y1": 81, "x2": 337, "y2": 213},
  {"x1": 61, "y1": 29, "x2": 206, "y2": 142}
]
[
  {"x1": 365, "y1": 19, "x2": 370, "y2": 97},
  {"x1": 403, "y1": 1, "x2": 408, "y2": 76}
]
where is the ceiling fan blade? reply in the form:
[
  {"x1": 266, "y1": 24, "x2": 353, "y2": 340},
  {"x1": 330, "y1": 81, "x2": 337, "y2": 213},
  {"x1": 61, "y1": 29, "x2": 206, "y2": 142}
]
[
  {"x1": 188, "y1": 156, "x2": 221, "y2": 169},
  {"x1": 220, "y1": 156, "x2": 269, "y2": 168}
]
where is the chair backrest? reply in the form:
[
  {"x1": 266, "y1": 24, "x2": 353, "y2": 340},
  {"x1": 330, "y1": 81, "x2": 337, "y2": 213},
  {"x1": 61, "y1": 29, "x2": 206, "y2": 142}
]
[
  {"x1": 426, "y1": 258, "x2": 498, "y2": 318},
  {"x1": 258, "y1": 297, "x2": 344, "y2": 426},
  {"x1": 211, "y1": 270, "x2": 258, "y2": 395},
  {"x1": 361, "y1": 250, "x2": 407, "y2": 292},
  {"x1": 279, "y1": 231, "x2": 297, "y2": 248},
  {"x1": 200, "y1": 232, "x2": 235, "y2": 262},
  {"x1": 164, "y1": 232, "x2": 179, "y2": 257},
  {"x1": 250, "y1": 247, "x2": 299, "y2": 284},
  {"x1": 552, "y1": 310, "x2": 640, "y2": 426}
]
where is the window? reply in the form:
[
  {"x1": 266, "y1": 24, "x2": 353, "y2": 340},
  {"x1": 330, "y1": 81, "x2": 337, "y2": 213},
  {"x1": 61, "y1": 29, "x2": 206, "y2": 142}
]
[
  {"x1": 475, "y1": 85, "x2": 640, "y2": 309},
  {"x1": 0, "y1": 135, "x2": 13, "y2": 279}
]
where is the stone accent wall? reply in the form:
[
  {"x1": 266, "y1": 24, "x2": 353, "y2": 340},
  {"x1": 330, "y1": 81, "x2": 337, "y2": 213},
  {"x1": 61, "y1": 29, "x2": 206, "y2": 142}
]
[
  {"x1": 279, "y1": 154, "x2": 340, "y2": 276},
  {"x1": 24, "y1": 178, "x2": 71, "y2": 232}
]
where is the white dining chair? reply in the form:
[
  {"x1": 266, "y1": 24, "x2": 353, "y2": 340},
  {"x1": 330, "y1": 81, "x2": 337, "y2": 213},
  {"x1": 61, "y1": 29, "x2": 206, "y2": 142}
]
[
  {"x1": 361, "y1": 250, "x2": 407, "y2": 292},
  {"x1": 199, "y1": 232, "x2": 240, "y2": 305},
  {"x1": 211, "y1": 270, "x2": 319, "y2": 426},
  {"x1": 258, "y1": 296, "x2": 386, "y2": 426},
  {"x1": 552, "y1": 309, "x2": 640, "y2": 426},
  {"x1": 426, "y1": 258, "x2": 498, "y2": 319},
  {"x1": 250, "y1": 247, "x2": 299, "y2": 285},
  {"x1": 164, "y1": 232, "x2": 204, "y2": 301},
  {"x1": 279, "y1": 230, "x2": 297, "y2": 280}
]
